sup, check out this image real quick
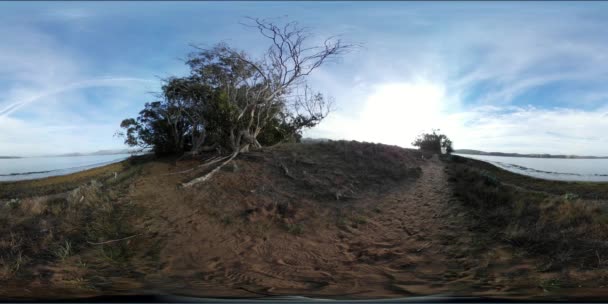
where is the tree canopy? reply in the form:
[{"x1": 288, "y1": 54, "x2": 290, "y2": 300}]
[
  {"x1": 412, "y1": 129, "x2": 453, "y2": 154},
  {"x1": 118, "y1": 18, "x2": 352, "y2": 156}
]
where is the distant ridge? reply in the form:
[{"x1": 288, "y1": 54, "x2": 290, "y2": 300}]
[
  {"x1": 454, "y1": 149, "x2": 608, "y2": 159},
  {"x1": 0, "y1": 156, "x2": 21, "y2": 159},
  {"x1": 53, "y1": 149, "x2": 141, "y2": 157},
  {"x1": 301, "y1": 137, "x2": 332, "y2": 143}
]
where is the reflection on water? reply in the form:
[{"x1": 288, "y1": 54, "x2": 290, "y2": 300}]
[
  {"x1": 0, "y1": 154, "x2": 132, "y2": 182},
  {"x1": 454, "y1": 154, "x2": 608, "y2": 182}
]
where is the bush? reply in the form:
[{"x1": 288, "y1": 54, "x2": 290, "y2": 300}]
[{"x1": 412, "y1": 129, "x2": 453, "y2": 154}]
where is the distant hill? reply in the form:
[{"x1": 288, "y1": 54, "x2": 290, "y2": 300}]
[
  {"x1": 54, "y1": 149, "x2": 141, "y2": 157},
  {"x1": 300, "y1": 137, "x2": 332, "y2": 143},
  {"x1": 454, "y1": 149, "x2": 608, "y2": 159},
  {"x1": 0, "y1": 156, "x2": 20, "y2": 159}
]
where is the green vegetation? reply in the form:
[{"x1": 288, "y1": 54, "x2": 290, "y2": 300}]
[
  {"x1": 52, "y1": 240, "x2": 73, "y2": 261},
  {"x1": 286, "y1": 223, "x2": 304, "y2": 235},
  {"x1": 412, "y1": 129, "x2": 453, "y2": 154},
  {"x1": 119, "y1": 19, "x2": 352, "y2": 157}
]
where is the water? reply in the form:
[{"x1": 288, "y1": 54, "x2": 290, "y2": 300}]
[
  {"x1": 454, "y1": 154, "x2": 608, "y2": 182},
  {"x1": 0, "y1": 154, "x2": 132, "y2": 182}
]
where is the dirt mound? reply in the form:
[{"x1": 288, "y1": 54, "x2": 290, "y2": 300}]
[
  {"x1": 260, "y1": 141, "x2": 424, "y2": 200},
  {"x1": 173, "y1": 141, "x2": 425, "y2": 227},
  {"x1": 120, "y1": 141, "x2": 481, "y2": 299}
]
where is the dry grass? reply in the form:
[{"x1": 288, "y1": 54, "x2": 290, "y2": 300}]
[
  {"x1": 264, "y1": 140, "x2": 424, "y2": 200},
  {"x1": 0, "y1": 158, "x2": 147, "y2": 286},
  {"x1": 445, "y1": 155, "x2": 608, "y2": 269},
  {"x1": 0, "y1": 155, "x2": 151, "y2": 200},
  {"x1": 444, "y1": 154, "x2": 608, "y2": 199}
]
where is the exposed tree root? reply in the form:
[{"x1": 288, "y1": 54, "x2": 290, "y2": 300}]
[{"x1": 181, "y1": 152, "x2": 239, "y2": 188}]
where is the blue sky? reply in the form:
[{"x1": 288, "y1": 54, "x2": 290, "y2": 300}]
[{"x1": 1, "y1": 2, "x2": 608, "y2": 156}]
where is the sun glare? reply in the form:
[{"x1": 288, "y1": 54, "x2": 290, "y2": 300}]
[{"x1": 339, "y1": 81, "x2": 447, "y2": 147}]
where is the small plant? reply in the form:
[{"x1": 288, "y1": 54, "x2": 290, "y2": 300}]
[
  {"x1": 563, "y1": 192, "x2": 579, "y2": 201},
  {"x1": 0, "y1": 251, "x2": 25, "y2": 279},
  {"x1": 76, "y1": 257, "x2": 88, "y2": 269},
  {"x1": 220, "y1": 215, "x2": 233, "y2": 225},
  {"x1": 7, "y1": 198, "x2": 20, "y2": 209},
  {"x1": 538, "y1": 278, "x2": 562, "y2": 292},
  {"x1": 286, "y1": 223, "x2": 304, "y2": 235},
  {"x1": 336, "y1": 217, "x2": 349, "y2": 229},
  {"x1": 351, "y1": 215, "x2": 368, "y2": 226},
  {"x1": 100, "y1": 243, "x2": 131, "y2": 263},
  {"x1": 53, "y1": 240, "x2": 73, "y2": 260},
  {"x1": 480, "y1": 170, "x2": 500, "y2": 187}
]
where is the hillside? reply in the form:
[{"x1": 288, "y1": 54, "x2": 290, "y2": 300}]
[{"x1": 1, "y1": 141, "x2": 608, "y2": 300}]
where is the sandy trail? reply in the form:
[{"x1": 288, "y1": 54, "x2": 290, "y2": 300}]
[{"x1": 126, "y1": 155, "x2": 538, "y2": 299}]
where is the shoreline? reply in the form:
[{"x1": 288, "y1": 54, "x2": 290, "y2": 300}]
[
  {"x1": 0, "y1": 158, "x2": 137, "y2": 200},
  {"x1": 448, "y1": 154, "x2": 608, "y2": 198},
  {"x1": 0, "y1": 154, "x2": 136, "y2": 182},
  {"x1": 454, "y1": 153, "x2": 608, "y2": 183}
]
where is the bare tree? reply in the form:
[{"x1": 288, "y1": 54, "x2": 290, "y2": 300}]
[
  {"x1": 180, "y1": 18, "x2": 353, "y2": 185},
  {"x1": 188, "y1": 18, "x2": 352, "y2": 153}
]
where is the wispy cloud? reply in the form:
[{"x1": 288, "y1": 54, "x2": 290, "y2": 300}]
[
  {"x1": 0, "y1": 9, "x2": 159, "y2": 155},
  {"x1": 0, "y1": 78, "x2": 156, "y2": 117},
  {"x1": 305, "y1": 3, "x2": 608, "y2": 155},
  {"x1": 1, "y1": 2, "x2": 608, "y2": 155}
]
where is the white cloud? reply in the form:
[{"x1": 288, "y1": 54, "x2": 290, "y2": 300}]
[
  {"x1": 0, "y1": 20, "x2": 158, "y2": 156},
  {"x1": 2, "y1": 3, "x2": 608, "y2": 157},
  {"x1": 305, "y1": 5, "x2": 608, "y2": 155},
  {"x1": 0, "y1": 77, "x2": 156, "y2": 117},
  {"x1": 446, "y1": 106, "x2": 608, "y2": 155},
  {"x1": 306, "y1": 80, "x2": 608, "y2": 156}
]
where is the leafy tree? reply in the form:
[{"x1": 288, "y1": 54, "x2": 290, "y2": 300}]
[
  {"x1": 412, "y1": 129, "x2": 453, "y2": 154},
  {"x1": 118, "y1": 99, "x2": 191, "y2": 156},
  {"x1": 118, "y1": 18, "x2": 351, "y2": 157}
]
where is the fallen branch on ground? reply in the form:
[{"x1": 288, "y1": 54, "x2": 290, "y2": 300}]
[
  {"x1": 87, "y1": 234, "x2": 140, "y2": 245},
  {"x1": 160, "y1": 155, "x2": 230, "y2": 176},
  {"x1": 279, "y1": 161, "x2": 295, "y2": 179},
  {"x1": 181, "y1": 152, "x2": 239, "y2": 188}
]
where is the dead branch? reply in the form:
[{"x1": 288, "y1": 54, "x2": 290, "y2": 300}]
[
  {"x1": 87, "y1": 234, "x2": 140, "y2": 245},
  {"x1": 182, "y1": 152, "x2": 239, "y2": 188},
  {"x1": 160, "y1": 155, "x2": 231, "y2": 177},
  {"x1": 279, "y1": 161, "x2": 295, "y2": 179}
]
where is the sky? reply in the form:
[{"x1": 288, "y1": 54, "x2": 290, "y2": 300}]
[{"x1": 1, "y1": 2, "x2": 608, "y2": 156}]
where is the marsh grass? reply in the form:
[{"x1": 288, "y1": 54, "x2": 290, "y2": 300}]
[
  {"x1": 446, "y1": 155, "x2": 608, "y2": 268},
  {"x1": 52, "y1": 240, "x2": 73, "y2": 260},
  {"x1": 0, "y1": 159, "x2": 146, "y2": 282}
]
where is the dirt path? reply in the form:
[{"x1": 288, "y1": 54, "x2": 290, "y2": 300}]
[{"x1": 126, "y1": 155, "x2": 543, "y2": 299}]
